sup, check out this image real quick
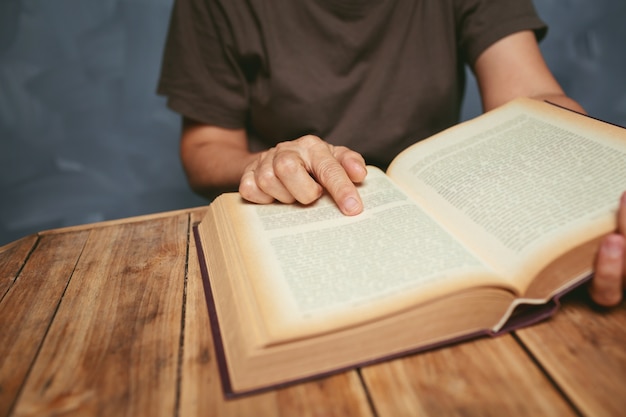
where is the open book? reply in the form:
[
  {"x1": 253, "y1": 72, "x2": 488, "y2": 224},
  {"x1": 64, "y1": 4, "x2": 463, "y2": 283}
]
[{"x1": 194, "y1": 97, "x2": 626, "y2": 397}]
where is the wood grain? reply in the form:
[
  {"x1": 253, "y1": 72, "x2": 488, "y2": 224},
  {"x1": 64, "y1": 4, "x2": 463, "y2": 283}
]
[
  {"x1": 362, "y1": 335, "x2": 577, "y2": 417},
  {"x1": 3, "y1": 209, "x2": 624, "y2": 417},
  {"x1": 0, "y1": 231, "x2": 89, "y2": 417},
  {"x1": 10, "y1": 215, "x2": 188, "y2": 417},
  {"x1": 178, "y1": 212, "x2": 375, "y2": 417},
  {"x1": 36, "y1": 206, "x2": 208, "y2": 237},
  {"x1": 517, "y1": 289, "x2": 626, "y2": 417},
  {"x1": 0, "y1": 234, "x2": 38, "y2": 300}
]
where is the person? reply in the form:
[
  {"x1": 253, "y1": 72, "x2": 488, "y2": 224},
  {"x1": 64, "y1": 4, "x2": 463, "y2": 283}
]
[{"x1": 157, "y1": 0, "x2": 625, "y2": 307}]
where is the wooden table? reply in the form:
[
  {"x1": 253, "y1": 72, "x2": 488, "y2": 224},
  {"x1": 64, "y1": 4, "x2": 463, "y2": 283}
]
[{"x1": 1, "y1": 208, "x2": 625, "y2": 417}]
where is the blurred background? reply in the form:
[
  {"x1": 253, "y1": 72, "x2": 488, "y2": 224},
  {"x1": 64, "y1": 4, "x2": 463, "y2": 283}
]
[{"x1": 1, "y1": 0, "x2": 625, "y2": 246}]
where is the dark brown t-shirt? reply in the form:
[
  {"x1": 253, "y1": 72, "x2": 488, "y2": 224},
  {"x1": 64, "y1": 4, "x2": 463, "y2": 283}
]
[{"x1": 158, "y1": 0, "x2": 546, "y2": 168}]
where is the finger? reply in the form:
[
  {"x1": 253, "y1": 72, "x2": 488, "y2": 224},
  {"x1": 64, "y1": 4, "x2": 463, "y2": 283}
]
[
  {"x1": 589, "y1": 234, "x2": 625, "y2": 307},
  {"x1": 253, "y1": 151, "x2": 298, "y2": 204},
  {"x1": 611, "y1": 191, "x2": 626, "y2": 285},
  {"x1": 272, "y1": 150, "x2": 324, "y2": 205},
  {"x1": 618, "y1": 191, "x2": 626, "y2": 285},
  {"x1": 309, "y1": 147, "x2": 363, "y2": 216},
  {"x1": 239, "y1": 166, "x2": 275, "y2": 204},
  {"x1": 617, "y1": 191, "x2": 626, "y2": 234},
  {"x1": 334, "y1": 146, "x2": 368, "y2": 183}
]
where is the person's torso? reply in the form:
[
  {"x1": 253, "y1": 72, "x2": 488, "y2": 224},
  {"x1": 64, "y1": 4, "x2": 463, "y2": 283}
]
[{"x1": 222, "y1": 0, "x2": 464, "y2": 167}]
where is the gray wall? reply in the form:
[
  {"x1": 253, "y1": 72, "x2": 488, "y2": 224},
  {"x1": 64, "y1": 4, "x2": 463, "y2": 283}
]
[{"x1": 1, "y1": 0, "x2": 625, "y2": 246}]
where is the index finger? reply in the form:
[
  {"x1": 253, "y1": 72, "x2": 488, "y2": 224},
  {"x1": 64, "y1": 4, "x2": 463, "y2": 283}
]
[{"x1": 309, "y1": 147, "x2": 364, "y2": 216}]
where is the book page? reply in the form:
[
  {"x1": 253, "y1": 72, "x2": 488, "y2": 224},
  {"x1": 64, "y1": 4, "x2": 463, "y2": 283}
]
[
  {"x1": 387, "y1": 98, "x2": 626, "y2": 291},
  {"x1": 224, "y1": 168, "x2": 505, "y2": 344}
]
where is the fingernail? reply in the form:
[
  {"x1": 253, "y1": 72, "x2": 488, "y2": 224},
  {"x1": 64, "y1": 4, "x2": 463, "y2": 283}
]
[{"x1": 343, "y1": 197, "x2": 362, "y2": 215}]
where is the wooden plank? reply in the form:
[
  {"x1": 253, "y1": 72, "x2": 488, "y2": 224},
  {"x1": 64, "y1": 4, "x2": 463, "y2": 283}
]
[
  {"x1": 178, "y1": 211, "x2": 374, "y2": 417},
  {"x1": 0, "y1": 231, "x2": 89, "y2": 417},
  {"x1": 11, "y1": 215, "x2": 189, "y2": 417},
  {"x1": 37, "y1": 206, "x2": 207, "y2": 236},
  {"x1": 362, "y1": 335, "x2": 576, "y2": 417},
  {"x1": 0, "y1": 234, "x2": 38, "y2": 300},
  {"x1": 516, "y1": 289, "x2": 626, "y2": 417}
]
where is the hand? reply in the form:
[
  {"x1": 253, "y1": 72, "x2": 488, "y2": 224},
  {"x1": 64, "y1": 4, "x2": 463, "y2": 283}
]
[
  {"x1": 589, "y1": 191, "x2": 626, "y2": 306},
  {"x1": 239, "y1": 135, "x2": 368, "y2": 215}
]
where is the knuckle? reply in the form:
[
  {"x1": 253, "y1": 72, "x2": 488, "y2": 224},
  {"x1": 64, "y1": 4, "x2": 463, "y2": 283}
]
[
  {"x1": 239, "y1": 179, "x2": 274, "y2": 205},
  {"x1": 273, "y1": 153, "x2": 301, "y2": 177},
  {"x1": 238, "y1": 187, "x2": 253, "y2": 202},
  {"x1": 238, "y1": 173, "x2": 261, "y2": 201},
  {"x1": 255, "y1": 168, "x2": 277, "y2": 190},
  {"x1": 316, "y1": 158, "x2": 344, "y2": 184},
  {"x1": 316, "y1": 163, "x2": 355, "y2": 199},
  {"x1": 274, "y1": 142, "x2": 290, "y2": 153},
  {"x1": 238, "y1": 181, "x2": 256, "y2": 202},
  {"x1": 297, "y1": 134, "x2": 324, "y2": 149}
]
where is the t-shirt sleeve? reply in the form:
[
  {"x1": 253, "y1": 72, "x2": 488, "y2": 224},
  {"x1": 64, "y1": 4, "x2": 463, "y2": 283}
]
[
  {"x1": 157, "y1": 0, "x2": 248, "y2": 128},
  {"x1": 455, "y1": 0, "x2": 547, "y2": 68}
]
